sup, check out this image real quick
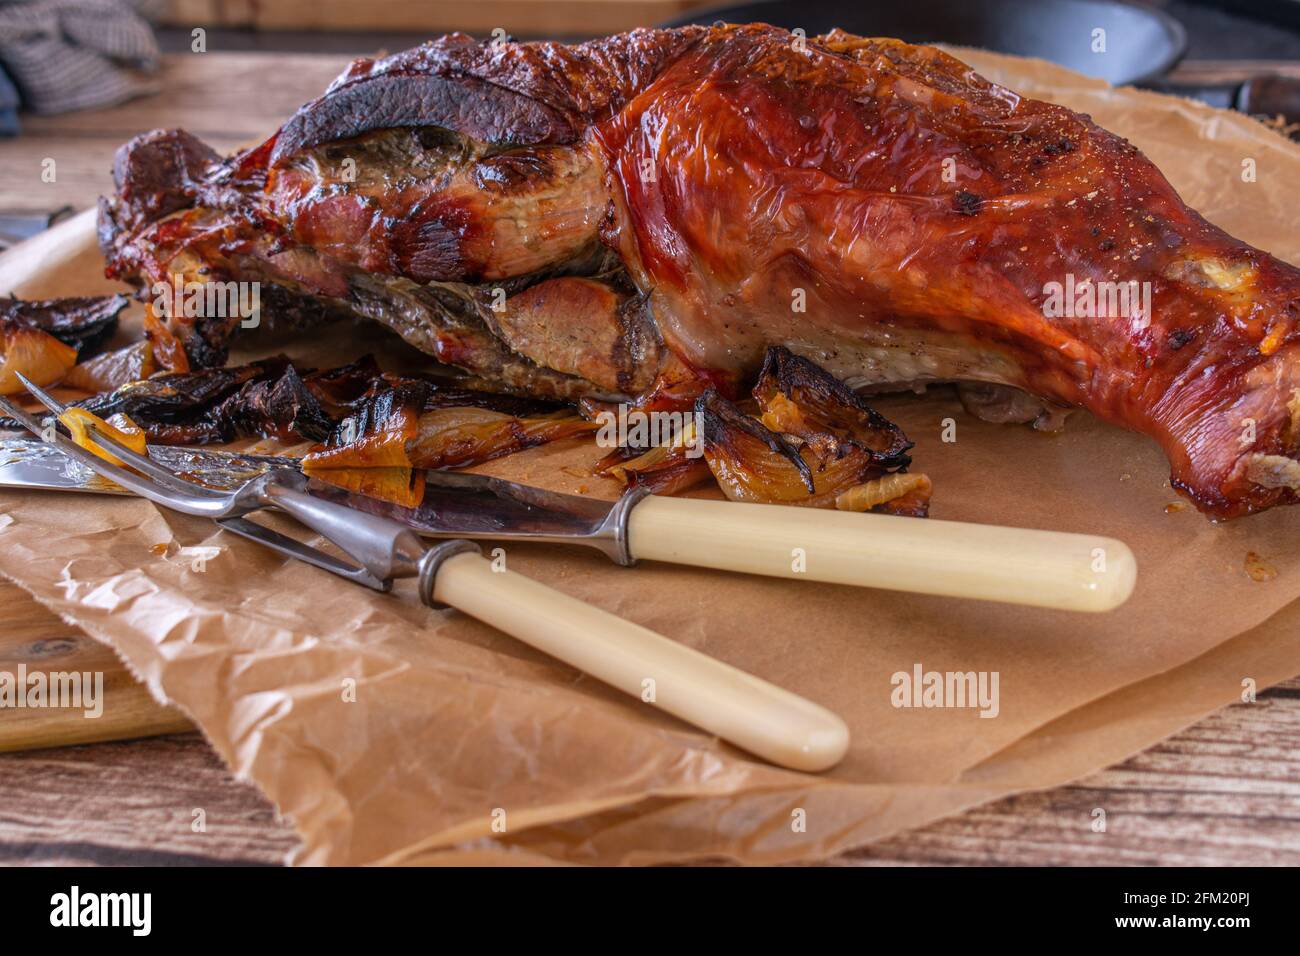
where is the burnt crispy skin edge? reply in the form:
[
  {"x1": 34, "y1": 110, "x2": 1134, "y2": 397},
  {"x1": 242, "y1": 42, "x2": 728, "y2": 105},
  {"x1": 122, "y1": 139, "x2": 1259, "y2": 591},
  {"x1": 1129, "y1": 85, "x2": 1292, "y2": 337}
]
[
  {"x1": 269, "y1": 27, "x2": 709, "y2": 166},
  {"x1": 272, "y1": 73, "x2": 576, "y2": 161}
]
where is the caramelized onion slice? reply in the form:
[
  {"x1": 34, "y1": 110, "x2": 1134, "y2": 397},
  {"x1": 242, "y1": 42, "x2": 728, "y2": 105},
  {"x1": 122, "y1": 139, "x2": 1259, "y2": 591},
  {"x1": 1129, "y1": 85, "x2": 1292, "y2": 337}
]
[
  {"x1": 699, "y1": 389, "x2": 882, "y2": 507},
  {"x1": 306, "y1": 465, "x2": 426, "y2": 510},
  {"x1": 595, "y1": 419, "x2": 712, "y2": 495},
  {"x1": 301, "y1": 384, "x2": 595, "y2": 506},
  {"x1": 63, "y1": 341, "x2": 158, "y2": 394},
  {"x1": 405, "y1": 407, "x2": 598, "y2": 470},
  {"x1": 301, "y1": 384, "x2": 424, "y2": 507},
  {"x1": 58, "y1": 407, "x2": 148, "y2": 467},
  {"x1": 71, "y1": 357, "x2": 293, "y2": 444},
  {"x1": 2, "y1": 293, "x2": 128, "y2": 357},
  {"x1": 835, "y1": 473, "x2": 933, "y2": 517},
  {"x1": 0, "y1": 322, "x2": 78, "y2": 395},
  {"x1": 143, "y1": 302, "x2": 190, "y2": 374}
]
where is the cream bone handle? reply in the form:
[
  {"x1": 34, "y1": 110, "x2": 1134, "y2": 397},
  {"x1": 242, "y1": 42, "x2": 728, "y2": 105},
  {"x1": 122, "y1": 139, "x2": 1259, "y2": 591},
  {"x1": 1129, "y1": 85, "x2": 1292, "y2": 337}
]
[
  {"x1": 429, "y1": 547, "x2": 850, "y2": 773},
  {"x1": 625, "y1": 496, "x2": 1137, "y2": 613}
]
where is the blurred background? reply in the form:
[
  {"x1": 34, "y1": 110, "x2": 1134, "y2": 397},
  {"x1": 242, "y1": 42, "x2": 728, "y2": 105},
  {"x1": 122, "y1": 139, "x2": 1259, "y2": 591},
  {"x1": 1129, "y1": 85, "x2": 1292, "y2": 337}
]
[{"x1": 1, "y1": 0, "x2": 1298, "y2": 248}]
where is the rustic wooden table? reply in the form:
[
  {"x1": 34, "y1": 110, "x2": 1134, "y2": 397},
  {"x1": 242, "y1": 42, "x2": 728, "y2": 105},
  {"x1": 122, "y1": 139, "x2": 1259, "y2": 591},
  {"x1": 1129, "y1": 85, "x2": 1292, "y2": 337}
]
[{"x1": 1, "y1": 50, "x2": 1298, "y2": 866}]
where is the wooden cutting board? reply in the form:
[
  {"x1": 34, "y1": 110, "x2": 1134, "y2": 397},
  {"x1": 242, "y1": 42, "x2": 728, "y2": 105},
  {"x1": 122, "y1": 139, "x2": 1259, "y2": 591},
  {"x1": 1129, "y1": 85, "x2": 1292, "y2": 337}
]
[{"x1": 0, "y1": 581, "x2": 192, "y2": 752}]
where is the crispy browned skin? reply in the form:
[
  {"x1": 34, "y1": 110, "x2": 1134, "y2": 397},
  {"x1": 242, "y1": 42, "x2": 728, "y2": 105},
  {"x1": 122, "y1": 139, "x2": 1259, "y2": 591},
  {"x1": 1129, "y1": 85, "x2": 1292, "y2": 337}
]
[{"x1": 99, "y1": 24, "x2": 1300, "y2": 517}]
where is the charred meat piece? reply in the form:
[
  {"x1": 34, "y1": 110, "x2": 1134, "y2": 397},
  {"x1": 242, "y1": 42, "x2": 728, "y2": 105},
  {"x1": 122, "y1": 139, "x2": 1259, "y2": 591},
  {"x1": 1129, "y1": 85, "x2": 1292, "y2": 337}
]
[{"x1": 99, "y1": 25, "x2": 1300, "y2": 516}]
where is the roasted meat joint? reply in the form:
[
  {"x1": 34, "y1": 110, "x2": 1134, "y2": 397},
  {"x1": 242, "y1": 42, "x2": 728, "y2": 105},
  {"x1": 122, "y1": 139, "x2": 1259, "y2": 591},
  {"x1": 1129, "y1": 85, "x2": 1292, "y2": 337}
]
[{"x1": 89, "y1": 23, "x2": 1300, "y2": 518}]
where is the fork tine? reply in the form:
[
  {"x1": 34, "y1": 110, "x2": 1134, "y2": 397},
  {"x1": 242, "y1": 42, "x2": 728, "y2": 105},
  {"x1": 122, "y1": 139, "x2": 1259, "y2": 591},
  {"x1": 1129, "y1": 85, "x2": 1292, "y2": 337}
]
[
  {"x1": 1, "y1": 389, "x2": 228, "y2": 515},
  {"x1": 13, "y1": 373, "x2": 70, "y2": 415},
  {"x1": 14, "y1": 372, "x2": 224, "y2": 499}
]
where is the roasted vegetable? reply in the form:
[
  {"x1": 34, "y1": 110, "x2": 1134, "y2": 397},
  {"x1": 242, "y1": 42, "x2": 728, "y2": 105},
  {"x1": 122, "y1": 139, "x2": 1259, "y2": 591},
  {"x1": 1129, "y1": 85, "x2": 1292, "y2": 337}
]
[
  {"x1": 302, "y1": 384, "x2": 427, "y2": 508},
  {"x1": 407, "y1": 406, "x2": 597, "y2": 470},
  {"x1": 697, "y1": 347, "x2": 931, "y2": 515},
  {"x1": 58, "y1": 407, "x2": 148, "y2": 467},
  {"x1": 210, "y1": 365, "x2": 334, "y2": 442},
  {"x1": 62, "y1": 341, "x2": 158, "y2": 393},
  {"x1": 0, "y1": 322, "x2": 78, "y2": 395},
  {"x1": 753, "y1": 347, "x2": 913, "y2": 469},
  {"x1": 2, "y1": 294, "x2": 127, "y2": 357}
]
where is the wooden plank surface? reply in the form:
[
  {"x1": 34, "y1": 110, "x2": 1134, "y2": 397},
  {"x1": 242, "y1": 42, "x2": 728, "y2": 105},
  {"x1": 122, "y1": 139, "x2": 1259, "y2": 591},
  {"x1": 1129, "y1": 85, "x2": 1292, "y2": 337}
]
[
  {"x1": 2, "y1": 678, "x2": 1295, "y2": 866},
  {"x1": 0, "y1": 582, "x2": 191, "y2": 752}
]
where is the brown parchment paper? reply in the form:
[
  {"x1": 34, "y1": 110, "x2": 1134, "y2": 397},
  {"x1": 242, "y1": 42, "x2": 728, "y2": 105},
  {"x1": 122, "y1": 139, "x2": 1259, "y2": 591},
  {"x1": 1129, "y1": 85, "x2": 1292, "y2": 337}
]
[{"x1": 1, "y1": 49, "x2": 1299, "y2": 866}]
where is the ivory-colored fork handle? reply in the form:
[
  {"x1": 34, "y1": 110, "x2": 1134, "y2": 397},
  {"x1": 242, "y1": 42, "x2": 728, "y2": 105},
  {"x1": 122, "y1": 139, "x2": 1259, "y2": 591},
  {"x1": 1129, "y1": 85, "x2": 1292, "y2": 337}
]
[
  {"x1": 432, "y1": 551, "x2": 850, "y2": 772},
  {"x1": 626, "y1": 496, "x2": 1136, "y2": 613}
]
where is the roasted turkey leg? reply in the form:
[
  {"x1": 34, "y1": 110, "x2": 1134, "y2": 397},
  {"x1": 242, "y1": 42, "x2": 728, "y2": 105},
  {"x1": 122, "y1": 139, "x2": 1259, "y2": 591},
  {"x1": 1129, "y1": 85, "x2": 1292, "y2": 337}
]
[{"x1": 98, "y1": 25, "x2": 1300, "y2": 518}]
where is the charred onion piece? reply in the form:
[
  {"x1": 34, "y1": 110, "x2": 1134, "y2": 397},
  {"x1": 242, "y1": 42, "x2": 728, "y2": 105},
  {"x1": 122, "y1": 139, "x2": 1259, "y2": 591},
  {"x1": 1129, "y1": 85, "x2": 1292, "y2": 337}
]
[
  {"x1": 62, "y1": 341, "x2": 158, "y2": 394},
  {"x1": 143, "y1": 302, "x2": 190, "y2": 374},
  {"x1": 77, "y1": 356, "x2": 287, "y2": 420},
  {"x1": 699, "y1": 346, "x2": 931, "y2": 514},
  {"x1": 301, "y1": 383, "x2": 426, "y2": 507},
  {"x1": 211, "y1": 365, "x2": 334, "y2": 442},
  {"x1": 1, "y1": 294, "x2": 128, "y2": 358},
  {"x1": 753, "y1": 346, "x2": 912, "y2": 468},
  {"x1": 70, "y1": 357, "x2": 292, "y2": 443},
  {"x1": 301, "y1": 379, "x2": 597, "y2": 506},
  {"x1": 593, "y1": 417, "x2": 712, "y2": 495},
  {"x1": 699, "y1": 389, "x2": 862, "y2": 505},
  {"x1": 302, "y1": 354, "x2": 385, "y2": 412}
]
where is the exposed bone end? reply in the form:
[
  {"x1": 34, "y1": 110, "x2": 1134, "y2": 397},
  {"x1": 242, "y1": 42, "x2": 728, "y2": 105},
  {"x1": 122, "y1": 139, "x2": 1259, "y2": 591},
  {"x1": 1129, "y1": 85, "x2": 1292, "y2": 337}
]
[
  {"x1": 1245, "y1": 453, "x2": 1300, "y2": 491},
  {"x1": 956, "y1": 382, "x2": 1072, "y2": 432}
]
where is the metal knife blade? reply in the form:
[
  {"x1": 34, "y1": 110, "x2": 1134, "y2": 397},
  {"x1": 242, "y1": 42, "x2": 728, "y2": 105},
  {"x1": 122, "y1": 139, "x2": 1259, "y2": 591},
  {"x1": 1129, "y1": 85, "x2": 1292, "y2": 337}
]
[
  {"x1": 0, "y1": 437, "x2": 632, "y2": 559},
  {"x1": 307, "y1": 470, "x2": 634, "y2": 561}
]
